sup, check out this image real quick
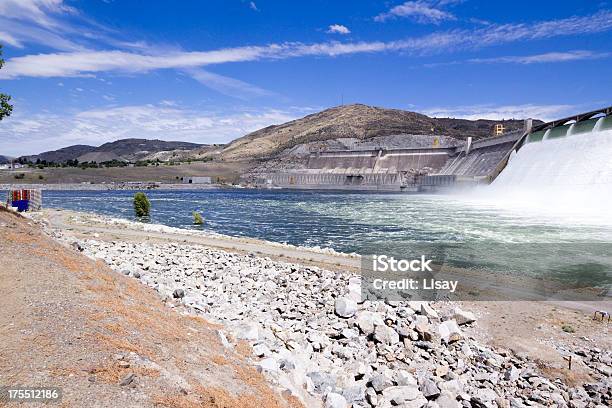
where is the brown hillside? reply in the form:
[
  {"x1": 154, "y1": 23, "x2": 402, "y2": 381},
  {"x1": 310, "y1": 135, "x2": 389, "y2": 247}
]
[{"x1": 220, "y1": 104, "x2": 529, "y2": 160}]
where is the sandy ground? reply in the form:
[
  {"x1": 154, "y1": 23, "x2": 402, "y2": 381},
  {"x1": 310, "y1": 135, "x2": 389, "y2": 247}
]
[
  {"x1": 36, "y1": 208, "x2": 611, "y2": 387},
  {"x1": 0, "y1": 161, "x2": 251, "y2": 185},
  {"x1": 0, "y1": 208, "x2": 302, "y2": 408}
]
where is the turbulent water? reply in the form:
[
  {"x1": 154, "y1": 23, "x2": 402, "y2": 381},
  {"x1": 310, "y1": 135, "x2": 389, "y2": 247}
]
[{"x1": 36, "y1": 188, "x2": 612, "y2": 292}]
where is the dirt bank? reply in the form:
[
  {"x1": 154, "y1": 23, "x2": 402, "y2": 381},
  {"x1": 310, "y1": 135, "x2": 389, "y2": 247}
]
[{"x1": 0, "y1": 208, "x2": 301, "y2": 408}]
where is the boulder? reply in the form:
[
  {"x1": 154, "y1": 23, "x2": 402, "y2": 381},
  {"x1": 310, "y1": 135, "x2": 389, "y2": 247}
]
[
  {"x1": 420, "y1": 303, "x2": 439, "y2": 319},
  {"x1": 335, "y1": 297, "x2": 358, "y2": 318},
  {"x1": 438, "y1": 320, "x2": 462, "y2": 344},
  {"x1": 374, "y1": 325, "x2": 400, "y2": 345},
  {"x1": 325, "y1": 392, "x2": 347, "y2": 408},
  {"x1": 355, "y1": 311, "x2": 384, "y2": 335},
  {"x1": 381, "y1": 385, "x2": 422, "y2": 404},
  {"x1": 452, "y1": 307, "x2": 476, "y2": 325}
]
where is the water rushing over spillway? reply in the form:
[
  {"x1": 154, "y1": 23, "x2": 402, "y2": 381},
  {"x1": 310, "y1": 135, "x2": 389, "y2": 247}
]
[
  {"x1": 494, "y1": 116, "x2": 612, "y2": 191},
  {"x1": 485, "y1": 116, "x2": 612, "y2": 223}
]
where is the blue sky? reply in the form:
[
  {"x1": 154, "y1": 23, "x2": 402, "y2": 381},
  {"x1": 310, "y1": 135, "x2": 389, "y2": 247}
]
[{"x1": 0, "y1": 0, "x2": 611, "y2": 156}]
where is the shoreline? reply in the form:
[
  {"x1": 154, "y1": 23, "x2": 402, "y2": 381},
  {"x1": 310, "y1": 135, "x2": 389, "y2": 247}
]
[
  {"x1": 0, "y1": 182, "x2": 233, "y2": 191},
  {"x1": 24, "y1": 208, "x2": 612, "y2": 407}
]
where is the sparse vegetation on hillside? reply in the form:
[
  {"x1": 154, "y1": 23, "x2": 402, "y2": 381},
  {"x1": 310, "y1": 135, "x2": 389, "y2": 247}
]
[{"x1": 220, "y1": 104, "x2": 532, "y2": 160}]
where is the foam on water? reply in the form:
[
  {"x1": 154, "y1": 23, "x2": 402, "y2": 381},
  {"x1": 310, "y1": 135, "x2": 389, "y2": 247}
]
[{"x1": 472, "y1": 117, "x2": 612, "y2": 225}]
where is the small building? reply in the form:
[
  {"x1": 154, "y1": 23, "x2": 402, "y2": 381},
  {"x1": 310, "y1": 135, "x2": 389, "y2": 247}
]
[
  {"x1": 493, "y1": 123, "x2": 505, "y2": 136},
  {"x1": 181, "y1": 176, "x2": 212, "y2": 184},
  {"x1": 6, "y1": 189, "x2": 42, "y2": 212}
]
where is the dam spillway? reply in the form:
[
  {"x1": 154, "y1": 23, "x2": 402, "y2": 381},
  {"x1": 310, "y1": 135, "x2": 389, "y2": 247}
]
[{"x1": 493, "y1": 115, "x2": 612, "y2": 190}]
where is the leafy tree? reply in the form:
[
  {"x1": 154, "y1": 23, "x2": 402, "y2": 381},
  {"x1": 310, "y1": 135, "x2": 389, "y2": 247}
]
[
  {"x1": 133, "y1": 192, "x2": 151, "y2": 217},
  {"x1": 0, "y1": 45, "x2": 13, "y2": 120},
  {"x1": 193, "y1": 211, "x2": 204, "y2": 225}
]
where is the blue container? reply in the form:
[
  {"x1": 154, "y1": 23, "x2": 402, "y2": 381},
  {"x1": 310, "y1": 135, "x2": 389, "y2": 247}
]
[{"x1": 12, "y1": 199, "x2": 29, "y2": 212}]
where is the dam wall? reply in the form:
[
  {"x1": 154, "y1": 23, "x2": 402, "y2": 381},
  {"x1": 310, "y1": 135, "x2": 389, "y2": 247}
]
[{"x1": 260, "y1": 131, "x2": 522, "y2": 191}]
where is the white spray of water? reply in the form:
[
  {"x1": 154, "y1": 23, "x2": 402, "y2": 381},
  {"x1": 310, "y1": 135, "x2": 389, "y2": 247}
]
[{"x1": 464, "y1": 117, "x2": 612, "y2": 226}]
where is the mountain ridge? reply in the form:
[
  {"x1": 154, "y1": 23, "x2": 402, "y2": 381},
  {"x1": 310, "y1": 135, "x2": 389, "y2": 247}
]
[{"x1": 21, "y1": 139, "x2": 204, "y2": 163}]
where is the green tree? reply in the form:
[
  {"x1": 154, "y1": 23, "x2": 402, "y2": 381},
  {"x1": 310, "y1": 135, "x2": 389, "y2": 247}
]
[
  {"x1": 193, "y1": 211, "x2": 204, "y2": 225},
  {"x1": 133, "y1": 192, "x2": 151, "y2": 217},
  {"x1": 0, "y1": 45, "x2": 13, "y2": 120}
]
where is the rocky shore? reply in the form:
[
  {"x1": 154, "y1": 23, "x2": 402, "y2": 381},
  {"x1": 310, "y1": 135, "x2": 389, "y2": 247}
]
[{"x1": 38, "y1": 220, "x2": 611, "y2": 408}]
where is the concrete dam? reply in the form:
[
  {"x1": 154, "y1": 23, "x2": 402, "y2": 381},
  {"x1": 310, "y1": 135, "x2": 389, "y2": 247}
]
[{"x1": 258, "y1": 107, "x2": 612, "y2": 192}]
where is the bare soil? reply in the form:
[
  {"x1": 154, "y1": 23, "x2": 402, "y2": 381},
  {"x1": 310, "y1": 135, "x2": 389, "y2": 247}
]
[{"x1": 0, "y1": 208, "x2": 301, "y2": 408}]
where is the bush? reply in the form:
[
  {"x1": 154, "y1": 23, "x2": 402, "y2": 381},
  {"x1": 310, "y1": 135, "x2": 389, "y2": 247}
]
[
  {"x1": 133, "y1": 192, "x2": 151, "y2": 217},
  {"x1": 38, "y1": 174, "x2": 44, "y2": 180},
  {"x1": 193, "y1": 211, "x2": 204, "y2": 225},
  {"x1": 561, "y1": 324, "x2": 575, "y2": 333},
  {"x1": 14, "y1": 173, "x2": 25, "y2": 179}
]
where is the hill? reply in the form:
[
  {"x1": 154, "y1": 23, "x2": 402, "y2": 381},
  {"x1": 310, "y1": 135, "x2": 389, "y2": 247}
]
[
  {"x1": 219, "y1": 104, "x2": 531, "y2": 160},
  {"x1": 22, "y1": 139, "x2": 204, "y2": 163},
  {"x1": 0, "y1": 155, "x2": 12, "y2": 164},
  {"x1": 22, "y1": 144, "x2": 96, "y2": 163}
]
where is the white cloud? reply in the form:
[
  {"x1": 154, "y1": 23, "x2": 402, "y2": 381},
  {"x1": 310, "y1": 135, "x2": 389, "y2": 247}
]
[
  {"x1": 0, "y1": 0, "x2": 75, "y2": 28},
  {"x1": 468, "y1": 50, "x2": 611, "y2": 64},
  {"x1": 421, "y1": 104, "x2": 577, "y2": 121},
  {"x1": 249, "y1": 1, "x2": 258, "y2": 11},
  {"x1": 375, "y1": 1, "x2": 456, "y2": 24},
  {"x1": 424, "y1": 50, "x2": 611, "y2": 67},
  {"x1": 327, "y1": 24, "x2": 351, "y2": 35},
  {"x1": 0, "y1": 104, "x2": 309, "y2": 156},
  {"x1": 3, "y1": 10, "x2": 611, "y2": 79},
  {"x1": 186, "y1": 68, "x2": 272, "y2": 99},
  {"x1": 0, "y1": 31, "x2": 23, "y2": 48}
]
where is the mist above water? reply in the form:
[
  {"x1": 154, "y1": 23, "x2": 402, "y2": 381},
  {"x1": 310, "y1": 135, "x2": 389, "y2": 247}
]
[{"x1": 466, "y1": 116, "x2": 612, "y2": 226}]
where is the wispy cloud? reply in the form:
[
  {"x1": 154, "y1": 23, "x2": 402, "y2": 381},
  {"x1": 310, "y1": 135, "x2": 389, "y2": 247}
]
[
  {"x1": 424, "y1": 50, "x2": 611, "y2": 67},
  {"x1": 0, "y1": 31, "x2": 23, "y2": 48},
  {"x1": 249, "y1": 1, "x2": 258, "y2": 11},
  {"x1": 3, "y1": 10, "x2": 612, "y2": 79},
  {"x1": 186, "y1": 68, "x2": 273, "y2": 99},
  {"x1": 375, "y1": 1, "x2": 456, "y2": 24},
  {"x1": 327, "y1": 24, "x2": 351, "y2": 35},
  {"x1": 422, "y1": 104, "x2": 577, "y2": 121},
  {"x1": 469, "y1": 50, "x2": 611, "y2": 64},
  {"x1": 0, "y1": 103, "x2": 309, "y2": 156}
]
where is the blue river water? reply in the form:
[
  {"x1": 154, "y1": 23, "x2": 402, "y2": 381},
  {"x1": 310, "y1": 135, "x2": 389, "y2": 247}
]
[{"x1": 25, "y1": 188, "x2": 612, "y2": 293}]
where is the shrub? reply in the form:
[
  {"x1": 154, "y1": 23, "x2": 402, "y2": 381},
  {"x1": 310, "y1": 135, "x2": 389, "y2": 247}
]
[
  {"x1": 14, "y1": 173, "x2": 25, "y2": 179},
  {"x1": 561, "y1": 324, "x2": 575, "y2": 333},
  {"x1": 193, "y1": 211, "x2": 204, "y2": 225},
  {"x1": 133, "y1": 192, "x2": 151, "y2": 217},
  {"x1": 38, "y1": 175, "x2": 44, "y2": 180}
]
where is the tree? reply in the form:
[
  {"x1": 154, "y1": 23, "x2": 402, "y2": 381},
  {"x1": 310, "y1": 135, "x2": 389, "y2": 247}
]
[
  {"x1": 0, "y1": 45, "x2": 13, "y2": 121},
  {"x1": 133, "y1": 192, "x2": 151, "y2": 217},
  {"x1": 193, "y1": 211, "x2": 204, "y2": 225}
]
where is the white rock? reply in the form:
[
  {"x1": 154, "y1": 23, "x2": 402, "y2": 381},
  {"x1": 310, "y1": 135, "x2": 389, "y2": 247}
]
[
  {"x1": 335, "y1": 297, "x2": 358, "y2": 318},
  {"x1": 394, "y1": 370, "x2": 418, "y2": 386},
  {"x1": 235, "y1": 322, "x2": 260, "y2": 341},
  {"x1": 325, "y1": 392, "x2": 347, "y2": 408},
  {"x1": 257, "y1": 357, "x2": 279, "y2": 373},
  {"x1": 420, "y1": 303, "x2": 439, "y2": 319},
  {"x1": 438, "y1": 320, "x2": 462, "y2": 344},
  {"x1": 452, "y1": 307, "x2": 476, "y2": 325},
  {"x1": 374, "y1": 325, "x2": 400, "y2": 345},
  {"x1": 355, "y1": 311, "x2": 384, "y2": 335},
  {"x1": 381, "y1": 385, "x2": 421, "y2": 404},
  {"x1": 252, "y1": 343, "x2": 271, "y2": 357}
]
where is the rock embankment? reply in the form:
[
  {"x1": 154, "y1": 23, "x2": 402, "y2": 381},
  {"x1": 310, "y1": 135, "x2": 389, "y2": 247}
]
[{"x1": 55, "y1": 236, "x2": 610, "y2": 408}]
